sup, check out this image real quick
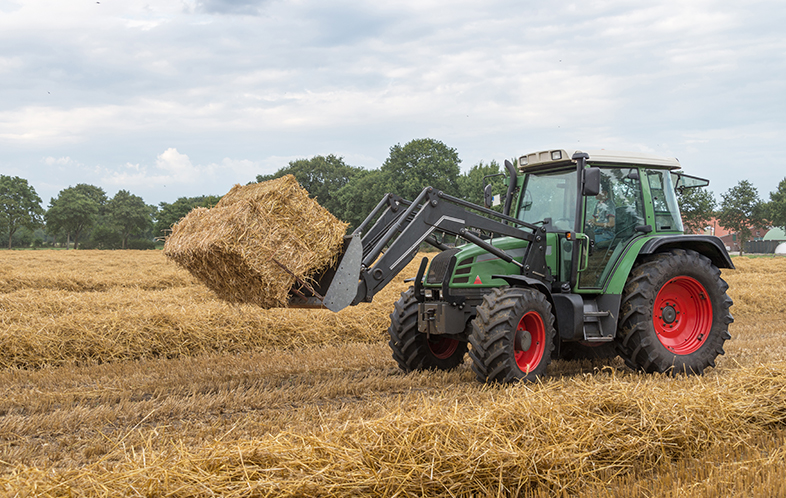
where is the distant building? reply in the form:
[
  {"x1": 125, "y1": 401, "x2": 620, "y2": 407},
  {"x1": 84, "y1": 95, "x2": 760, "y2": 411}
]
[
  {"x1": 763, "y1": 227, "x2": 786, "y2": 242},
  {"x1": 689, "y1": 217, "x2": 770, "y2": 252}
]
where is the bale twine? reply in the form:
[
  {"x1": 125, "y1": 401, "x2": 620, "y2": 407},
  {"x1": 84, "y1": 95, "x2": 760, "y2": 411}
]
[{"x1": 163, "y1": 175, "x2": 348, "y2": 308}]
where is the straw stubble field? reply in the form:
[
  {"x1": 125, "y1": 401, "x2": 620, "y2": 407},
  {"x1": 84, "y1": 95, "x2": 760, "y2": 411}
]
[{"x1": 1, "y1": 250, "x2": 786, "y2": 496}]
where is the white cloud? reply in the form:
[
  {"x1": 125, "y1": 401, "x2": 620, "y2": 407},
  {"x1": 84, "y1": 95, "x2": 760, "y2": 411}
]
[
  {"x1": 1, "y1": 0, "x2": 784, "y2": 206},
  {"x1": 43, "y1": 156, "x2": 77, "y2": 166},
  {"x1": 103, "y1": 148, "x2": 203, "y2": 186}
]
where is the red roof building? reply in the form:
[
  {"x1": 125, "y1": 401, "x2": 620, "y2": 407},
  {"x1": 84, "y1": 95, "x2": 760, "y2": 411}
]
[{"x1": 689, "y1": 218, "x2": 769, "y2": 252}]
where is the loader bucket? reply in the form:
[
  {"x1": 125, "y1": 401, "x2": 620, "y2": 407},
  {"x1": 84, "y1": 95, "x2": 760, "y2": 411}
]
[{"x1": 286, "y1": 234, "x2": 362, "y2": 312}]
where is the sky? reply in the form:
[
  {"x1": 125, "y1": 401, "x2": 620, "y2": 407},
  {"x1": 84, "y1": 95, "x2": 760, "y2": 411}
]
[{"x1": 1, "y1": 0, "x2": 785, "y2": 207}]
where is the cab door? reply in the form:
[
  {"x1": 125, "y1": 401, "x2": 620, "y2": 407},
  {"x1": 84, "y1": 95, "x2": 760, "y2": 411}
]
[{"x1": 578, "y1": 167, "x2": 645, "y2": 289}]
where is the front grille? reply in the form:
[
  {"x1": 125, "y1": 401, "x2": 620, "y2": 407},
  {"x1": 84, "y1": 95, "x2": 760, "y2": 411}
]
[{"x1": 426, "y1": 248, "x2": 461, "y2": 284}]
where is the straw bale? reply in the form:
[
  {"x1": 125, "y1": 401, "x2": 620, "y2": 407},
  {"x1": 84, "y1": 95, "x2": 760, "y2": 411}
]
[{"x1": 163, "y1": 175, "x2": 348, "y2": 308}]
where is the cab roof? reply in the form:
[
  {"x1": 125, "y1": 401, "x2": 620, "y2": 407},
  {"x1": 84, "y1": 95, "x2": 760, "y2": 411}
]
[{"x1": 518, "y1": 149, "x2": 681, "y2": 171}]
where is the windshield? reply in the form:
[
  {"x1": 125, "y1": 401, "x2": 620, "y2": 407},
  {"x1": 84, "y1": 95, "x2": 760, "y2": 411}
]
[{"x1": 518, "y1": 169, "x2": 577, "y2": 230}]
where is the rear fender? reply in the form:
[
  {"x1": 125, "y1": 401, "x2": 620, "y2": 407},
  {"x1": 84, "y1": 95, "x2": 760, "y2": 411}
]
[
  {"x1": 602, "y1": 234, "x2": 733, "y2": 295},
  {"x1": 638, "y1": 235, "x2": 734, "y2": 269}
]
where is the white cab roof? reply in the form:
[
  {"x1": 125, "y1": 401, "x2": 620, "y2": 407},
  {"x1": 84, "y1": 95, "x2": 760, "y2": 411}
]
[{"x1": 519, "y1": 149, "x2": 681, "y2": 171}]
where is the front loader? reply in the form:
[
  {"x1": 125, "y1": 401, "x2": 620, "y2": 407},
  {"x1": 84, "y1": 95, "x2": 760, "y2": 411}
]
[{"x1": 290, "y1": 149, "x2": 734, "y2": 382}]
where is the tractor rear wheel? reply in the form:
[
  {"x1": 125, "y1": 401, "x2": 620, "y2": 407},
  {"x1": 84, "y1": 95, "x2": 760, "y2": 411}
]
[
  {"x1": 616, "y1": 249, "x2": 733, "y2": 375},
  {"x1": 388, "y1": 287, "x2": 468, "y2": 372},
  {"x1": 469, "y1": 287, "x2": 555, "y2": 383}
]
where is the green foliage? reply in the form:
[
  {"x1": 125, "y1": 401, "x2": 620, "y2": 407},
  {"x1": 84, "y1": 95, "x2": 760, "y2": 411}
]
[
  {"x1": 677, "y1": 187, "x2": 717, "y2": 234},
  {"x1": 107, "y1": 190, "x2": 154, "y2": 249},
  {"x1": 256, "y1": 154, "x2": 364, "y2": 216},
  {"x1": 767, "y1": 177, "x2": 786, "y2": 230},
  {"x1": 332, "y1": 169, "x2": 386, "y2": 230},
  {"x1": 457, "y1": 160, "x2": 505, "y2": 208},
  {"x1": 72, "y1": 184, "x2": 108, "y2": 212},
  {"x1": 155, "y1": 195, "x2": 220, "y2": 237},
  {"x1": 0, "y1": 226, "x2": 36, "y2": 248},
  {"x1": 81, "y1": 224, "x2": 123, "y2": 250},
  {"x1": 380, "y1": 138, "x2": 461, "y2": 201},
  {"x1": 126, "y1": 238, "x2": 156, "y2": 250},
  {"x1": 0, "y1": 175, "x2": 44, "y2": 249},
  {"x1": 45, "y1": 187, "x2": 101, "y2": 250},
  {"x1": 718, "y1": 180, "x2": 765, "y2": 255}
]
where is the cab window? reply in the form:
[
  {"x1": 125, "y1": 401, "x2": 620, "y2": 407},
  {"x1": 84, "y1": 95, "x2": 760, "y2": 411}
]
[{"x1": 646, "y1": 170, "x2": 683, "y2": 232}]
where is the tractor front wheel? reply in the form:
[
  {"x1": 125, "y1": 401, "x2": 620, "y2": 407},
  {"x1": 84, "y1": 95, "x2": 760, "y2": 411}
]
[
  {"x1": 616, "y1": 249, "x2": 733, "y2": 375},
  {"x1": 388, "y1": 287, "x2": 468, "y2": 372},
  {"x1": 469, "y1": 287, "x2": 555, "y2": 383}
]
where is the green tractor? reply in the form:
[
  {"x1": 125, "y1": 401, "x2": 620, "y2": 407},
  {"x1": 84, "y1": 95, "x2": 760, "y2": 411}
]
[{"x1": 292, "y1": 149, "x2": 733, "y2": 382}]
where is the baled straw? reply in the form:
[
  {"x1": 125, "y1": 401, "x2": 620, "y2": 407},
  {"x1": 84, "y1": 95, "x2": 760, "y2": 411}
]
[{"x1": 163, "y1": 175, "x2": 348, "y2": 308}]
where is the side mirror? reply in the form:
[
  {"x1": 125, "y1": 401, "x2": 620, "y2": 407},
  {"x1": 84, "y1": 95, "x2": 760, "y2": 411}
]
[
  {"x1": 483, "y1": 184, "x2": 493, "y2": 208},
  {"x1": 583, "y1": 167, "x2": 601, "y2": 196}
]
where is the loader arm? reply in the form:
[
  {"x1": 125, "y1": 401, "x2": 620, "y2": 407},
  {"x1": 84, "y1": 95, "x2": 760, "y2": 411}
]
[
  {"x1": 351, "y1": 186, "x2": 548, "y2": 305},
  {"x1": 288, "y1": 186, "x2": 549, "y2": 312}
]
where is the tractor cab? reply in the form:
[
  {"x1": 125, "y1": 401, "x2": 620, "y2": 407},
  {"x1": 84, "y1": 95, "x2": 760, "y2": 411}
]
[{"x1": 512, "y1": 149, "x2": 707, "y2": 293}]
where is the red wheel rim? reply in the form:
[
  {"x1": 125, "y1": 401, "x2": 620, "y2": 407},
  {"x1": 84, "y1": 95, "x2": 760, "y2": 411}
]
[
  {"x1": 428, "y1": 336, "x2": 459, "y2": 359},
  {"x1": 653, "y1": 276, "x2": 713, "y2": 355},
  {"x1": 515, "y1": 311, "x2": 546, "y2": 374}
]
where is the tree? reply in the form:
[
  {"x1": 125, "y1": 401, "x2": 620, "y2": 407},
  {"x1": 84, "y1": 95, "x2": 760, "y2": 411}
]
[
  {"x1": 677, "y1": 187, "x2": 717, "y2": 234},
  {"x1": 155, "y1": 195, "x2": 221, "y2": 237},
  {"x1": 107, "y1": 190, "x2": 154, "y2": 249},
  {"x1": 0, "y1": 175, "x2": 44, "y2": 249},
  {"x1": 457, "y1": 160, "x2": 505, "y2": 208},
  {"x1": 380, "y1": 138, "x2": 461, "y2": 201},
  {"x1": 45, "y1": 187, "x2": 100, "y2": 249},
  {"x1": 72, "y1": 184, "x2": 108, "y2": 212},
  {"x1": 767, "y1": 177, "x2": 786, "y2": 230},
  {"x1": 256, "y1": 154, "x2": 364, "y2": 216},
  {"x1": 718, "y1": 180, "x2": 765, "y2": 255},
  {"x1": 332, "y1": 169, "x2": 386, "y2": 230}
]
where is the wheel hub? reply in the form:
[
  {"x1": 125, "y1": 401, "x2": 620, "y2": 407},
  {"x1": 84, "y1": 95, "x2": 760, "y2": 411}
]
[
  {"x1": 661, "y1": 304, "x2": 678, "y2": 324},
  {"x1": 428, "y1": 336, "x2": 459, "y2": 360},
  {"x1": 517, "y1": 330, "x2": 532, "y2": 352}
]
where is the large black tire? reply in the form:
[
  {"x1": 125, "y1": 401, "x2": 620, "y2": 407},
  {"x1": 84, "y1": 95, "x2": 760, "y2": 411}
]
[
  {"x1": 616, "y1": 249, "x2": 733, "y2": 375},
  {"x1": 388, "y1": 287, "x2": 468, "y2": 372},
  {"x1": 469, "y1": 287, "x2": 555, "y2": 383}
]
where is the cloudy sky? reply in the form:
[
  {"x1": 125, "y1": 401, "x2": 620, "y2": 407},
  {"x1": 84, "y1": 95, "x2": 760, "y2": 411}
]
[{"x1": 1, "y1": 0, "x2": 785, "y2": 207}]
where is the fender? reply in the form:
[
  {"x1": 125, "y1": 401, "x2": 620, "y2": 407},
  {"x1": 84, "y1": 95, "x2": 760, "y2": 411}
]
[
  {"x1": 639, "y1": 235, "x2": 734, "y2": 269},
  {"x1": 493, "y1": 273, "x2": 584, "y2": 341},
  {"x1": 493, "y1": 274, "x2": 551, "y2": 297}
]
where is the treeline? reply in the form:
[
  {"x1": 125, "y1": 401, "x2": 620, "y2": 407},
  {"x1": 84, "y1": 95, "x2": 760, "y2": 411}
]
[
  {"x1": 1, "y1": 137, "x2": 785, "y2": 250},
  {"x1": 255, "y1": 138, "x2": 506, "y2": 229},
  {"x1": 0, "y1": 138, "x2": 506, "y2": 249},
  {"x1": 678, "y1": 178, "x2": 786, "y2": 253},
  {"x1": 0, "y1": 175, "x2": 225, "y2": 250}
]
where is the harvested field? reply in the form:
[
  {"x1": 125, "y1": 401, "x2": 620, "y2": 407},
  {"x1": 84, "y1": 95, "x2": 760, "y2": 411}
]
[{"x1": 0, "y1": 250, "x2": 785, "y2": 496}]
